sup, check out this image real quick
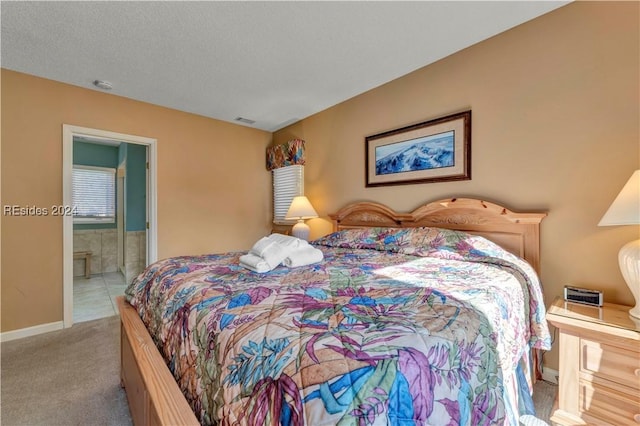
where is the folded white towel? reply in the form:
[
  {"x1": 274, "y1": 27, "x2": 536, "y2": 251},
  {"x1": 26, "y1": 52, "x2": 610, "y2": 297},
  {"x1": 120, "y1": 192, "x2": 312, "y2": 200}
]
[
  {"x1": 249, "y1": 237, "x2": 275, "y2": 257},
  {"x1": 239, "y1": 253, "x2": 272, "y2": 273},
  {"x1": 284, "y1": 246, "x2": 324, "y2": 268},
  {"x1": 261, "y1": 242, "x2": 292, "y2": 269},
  {"x1": 241, "y1": 234, "x2": 311, "y2": 272},
  {"x1": 267, "y1": 233, "x2": 309, "y2": 249}
]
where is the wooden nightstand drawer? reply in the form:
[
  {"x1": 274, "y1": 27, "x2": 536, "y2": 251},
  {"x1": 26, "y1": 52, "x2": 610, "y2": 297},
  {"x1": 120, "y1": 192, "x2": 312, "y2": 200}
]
[
  {"x1": 581, "y1": 338, "x2": 640, "y2": 390},
  {"x1": 579, "y1": 380, "x2": 640, "y2": 425},
  {"x1": 547, "y1": 298, "x2": 640, "y2": 426}
]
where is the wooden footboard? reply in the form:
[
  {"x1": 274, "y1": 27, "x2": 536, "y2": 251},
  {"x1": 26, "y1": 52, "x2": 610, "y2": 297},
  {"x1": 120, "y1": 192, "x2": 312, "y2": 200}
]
[{"x1": 117, "y1": 296, "x2": 199, "y2": 426}]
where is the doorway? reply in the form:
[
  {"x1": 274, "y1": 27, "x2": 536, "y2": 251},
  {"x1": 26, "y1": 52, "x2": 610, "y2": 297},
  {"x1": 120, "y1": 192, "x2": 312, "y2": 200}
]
[{"x1": 62, "y1": 125, "x2": 157, "y2": 328}]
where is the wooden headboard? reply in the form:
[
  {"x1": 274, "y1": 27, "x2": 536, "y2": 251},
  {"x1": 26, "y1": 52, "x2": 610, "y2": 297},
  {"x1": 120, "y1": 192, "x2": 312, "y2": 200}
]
[{"x1": 329, "y1": 197, "x2": 547, "y2": 273}]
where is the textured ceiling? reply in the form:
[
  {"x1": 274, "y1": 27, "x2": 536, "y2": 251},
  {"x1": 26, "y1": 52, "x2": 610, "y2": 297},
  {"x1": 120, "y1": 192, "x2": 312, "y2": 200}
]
[{"x1": 2, "y1": 1, "x2": 568, "y2": 131}]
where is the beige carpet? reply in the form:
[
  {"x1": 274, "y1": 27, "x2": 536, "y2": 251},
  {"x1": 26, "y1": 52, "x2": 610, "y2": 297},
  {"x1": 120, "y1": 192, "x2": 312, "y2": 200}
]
[
  {"x1": 1, "y1": 316, "x2": 557, "y2": 425},
  {"x1": 528, "y1": 380, "x2": 557, "y2": 425},
  {"x1": 1, "y1": 316, "x2": 131, "y2": 426}
]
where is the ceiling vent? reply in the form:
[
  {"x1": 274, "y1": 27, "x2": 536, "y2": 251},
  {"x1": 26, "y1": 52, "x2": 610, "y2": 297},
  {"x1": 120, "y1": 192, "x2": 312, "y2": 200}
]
[
  {"x1": 235, "y1": 117, "x2": 256, "y2": 125},
  {"x1": 92, "y1": 79, "x2": 113, "y2": 90}
]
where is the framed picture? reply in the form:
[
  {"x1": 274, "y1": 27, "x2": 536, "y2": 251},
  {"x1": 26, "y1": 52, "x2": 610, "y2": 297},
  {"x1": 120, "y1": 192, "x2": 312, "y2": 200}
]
[{"x1": 365, "y1": 110, "x2": 471, "y2": 187}]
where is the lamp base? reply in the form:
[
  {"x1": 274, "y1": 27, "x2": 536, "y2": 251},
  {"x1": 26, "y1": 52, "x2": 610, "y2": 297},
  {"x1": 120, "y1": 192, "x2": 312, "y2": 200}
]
[
  {"x1": 619, "y1": 238, "x2": 640, "y2": 319},
  {"x1": 291, "y1": 220, "x2": 310, "y2": 241}
]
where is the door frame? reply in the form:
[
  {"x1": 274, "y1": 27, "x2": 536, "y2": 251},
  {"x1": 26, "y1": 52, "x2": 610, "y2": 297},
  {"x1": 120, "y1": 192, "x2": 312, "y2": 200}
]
[
  {"x1": 62, "y1": 125, "x2": 158, "y2": 328},
  {"x1": 116, "y1": 166, "x2": 126, "y2": 273}
]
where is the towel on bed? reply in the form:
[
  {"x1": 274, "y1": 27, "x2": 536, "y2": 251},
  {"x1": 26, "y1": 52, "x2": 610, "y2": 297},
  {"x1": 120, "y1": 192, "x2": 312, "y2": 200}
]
[
  {"x1": 239, "y1": 253, "x2": 271, "y2": 273},
  {"x1": 249, "y1": 237, "x2": 275, "y2": 258},
  {"x1": 284, "y1": 246, "x2": 324, "y2": 268},
  {"x1": 260, "y1": 242, "x2": 293, "y2": 269},
  {"x1": 267, "y1": 233, "x2": 309, "y2": 249},
  {"x1": 240, "y1": 234, "x2": 311, "y2": 272}
]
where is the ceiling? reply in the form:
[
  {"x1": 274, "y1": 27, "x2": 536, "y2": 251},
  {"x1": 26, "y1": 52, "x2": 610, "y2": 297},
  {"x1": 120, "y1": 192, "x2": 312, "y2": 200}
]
[{"x1": 2, "y1": 1, "x2": 568, "y2": 132}]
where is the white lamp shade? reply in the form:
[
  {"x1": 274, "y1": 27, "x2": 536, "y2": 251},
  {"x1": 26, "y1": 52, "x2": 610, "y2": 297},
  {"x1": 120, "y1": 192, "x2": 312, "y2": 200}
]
[
  {"x1": 598, "y1": 170, "x2": 640, "y2": 226},
  {"x1": 285, "y1": 196, "x2": 318, "y2": 220}
]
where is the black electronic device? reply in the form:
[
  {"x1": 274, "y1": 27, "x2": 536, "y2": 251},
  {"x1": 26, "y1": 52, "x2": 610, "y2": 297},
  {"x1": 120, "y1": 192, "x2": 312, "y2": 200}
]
[{"x1": 563, "y1": 285, "x2": 603, "y2": 307}]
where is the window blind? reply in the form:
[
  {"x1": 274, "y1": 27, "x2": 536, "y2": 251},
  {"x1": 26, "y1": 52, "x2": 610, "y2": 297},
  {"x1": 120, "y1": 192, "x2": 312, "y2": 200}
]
[
  {"x1": 273, "y1": 165, "x2": 304, "y2": 224},
  {"x1": 72, "y1": 165, "x2": 116, "y2": 223}
]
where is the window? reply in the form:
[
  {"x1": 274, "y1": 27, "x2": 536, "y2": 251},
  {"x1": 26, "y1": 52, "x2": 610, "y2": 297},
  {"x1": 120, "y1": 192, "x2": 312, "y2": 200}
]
[
  {"x1": 72, "y1": 165, "x2": 116, "y2": 224},
  {"x1": 273, "y1": 165, "x2": 304, "y2": 224}
]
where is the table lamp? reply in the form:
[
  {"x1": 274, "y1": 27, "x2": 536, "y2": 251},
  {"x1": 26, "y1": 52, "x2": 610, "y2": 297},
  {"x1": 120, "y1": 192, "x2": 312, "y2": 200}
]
[
  {"x1": 598, "y1": 170, "x2": 640, "y2": 318},
  {"x1": 285, "y1": 196, "x2": 318, "y2": 241}
]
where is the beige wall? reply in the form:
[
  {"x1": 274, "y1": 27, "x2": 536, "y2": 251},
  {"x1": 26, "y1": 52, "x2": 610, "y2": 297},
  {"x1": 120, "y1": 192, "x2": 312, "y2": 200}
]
[
  {"x1": 274, "y1": 2, "x2": 639, "y2": 370},
  {"x1": 1, "y1": 69, "x2": 273, "y2": 332}
]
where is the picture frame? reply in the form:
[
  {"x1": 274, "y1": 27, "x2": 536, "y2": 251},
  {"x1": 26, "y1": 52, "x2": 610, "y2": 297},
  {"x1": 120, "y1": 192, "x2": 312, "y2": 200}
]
[{"x1": 365, "y1": 110, "x2": 471, "y2": 187}]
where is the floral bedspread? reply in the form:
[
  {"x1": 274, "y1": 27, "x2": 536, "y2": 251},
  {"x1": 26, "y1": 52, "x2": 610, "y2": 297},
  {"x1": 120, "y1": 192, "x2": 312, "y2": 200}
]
[{"x1": 125, "y1": 227, "x2": 551, "y2": 426}]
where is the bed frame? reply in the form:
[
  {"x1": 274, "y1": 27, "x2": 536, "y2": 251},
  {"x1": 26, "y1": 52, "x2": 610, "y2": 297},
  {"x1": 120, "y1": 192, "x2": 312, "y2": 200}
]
[{"x1": 118, "y1": 197, "x2": 546, "y2": 425}]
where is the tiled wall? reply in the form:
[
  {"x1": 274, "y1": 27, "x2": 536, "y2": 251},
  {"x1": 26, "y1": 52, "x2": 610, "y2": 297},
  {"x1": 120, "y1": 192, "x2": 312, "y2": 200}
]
[
  {"x1": 73, "y1": 229, "x2": 117, "y2": 276},
  {"x1": 124, "y1": 231, "x2": 146, "y2": 284},
  {"x1": 73, "y1": 229, "x2": 146, "y2": 282}
]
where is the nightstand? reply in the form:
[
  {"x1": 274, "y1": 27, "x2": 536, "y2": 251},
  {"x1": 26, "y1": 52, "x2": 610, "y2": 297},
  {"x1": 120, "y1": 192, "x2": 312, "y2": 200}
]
[{"x1": 546, "y1": 297, "x2": 640, "y2": 425}]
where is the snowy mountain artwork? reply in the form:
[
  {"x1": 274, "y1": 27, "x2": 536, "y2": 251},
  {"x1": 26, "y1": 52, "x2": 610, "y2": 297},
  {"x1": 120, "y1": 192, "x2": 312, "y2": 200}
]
[
  {"x1": 365, "y1": 110, "x2": 470, "y2": 187},
  {"x1": 375, "y1": 130, "x2": 454, "y2": 176}
]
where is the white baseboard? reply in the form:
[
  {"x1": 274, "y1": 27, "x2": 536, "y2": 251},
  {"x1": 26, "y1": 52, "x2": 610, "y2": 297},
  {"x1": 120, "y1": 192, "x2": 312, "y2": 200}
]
[
  {"x1": 542, "y1": 366, "x2": 559, "y2": 384},
  {"x1": 1, "y1": 321, "x2": 64, "y2": 342}
]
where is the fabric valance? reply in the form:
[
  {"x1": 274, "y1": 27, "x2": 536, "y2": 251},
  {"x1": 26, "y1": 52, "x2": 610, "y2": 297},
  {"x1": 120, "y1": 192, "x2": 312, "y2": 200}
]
[{"x1": 266, "y1": 139, "x2": 305, "y2": 171}]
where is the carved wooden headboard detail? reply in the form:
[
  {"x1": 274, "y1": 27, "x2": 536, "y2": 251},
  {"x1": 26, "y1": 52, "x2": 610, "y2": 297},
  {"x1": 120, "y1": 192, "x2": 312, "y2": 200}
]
[{"x1": 329, "y1": 197, "x2": 547, "y2": 273}]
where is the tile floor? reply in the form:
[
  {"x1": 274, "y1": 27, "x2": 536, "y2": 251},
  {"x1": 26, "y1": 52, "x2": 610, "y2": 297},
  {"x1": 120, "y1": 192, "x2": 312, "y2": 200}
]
[{"x1": 73, "y1": 272, "x2": 128, "y2": 323}]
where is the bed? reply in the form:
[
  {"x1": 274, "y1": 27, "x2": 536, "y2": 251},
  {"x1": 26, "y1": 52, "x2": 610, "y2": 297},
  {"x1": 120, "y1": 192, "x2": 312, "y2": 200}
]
[{"x1": 117, "y1": 197, "x2": 550, "y2": 426}]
